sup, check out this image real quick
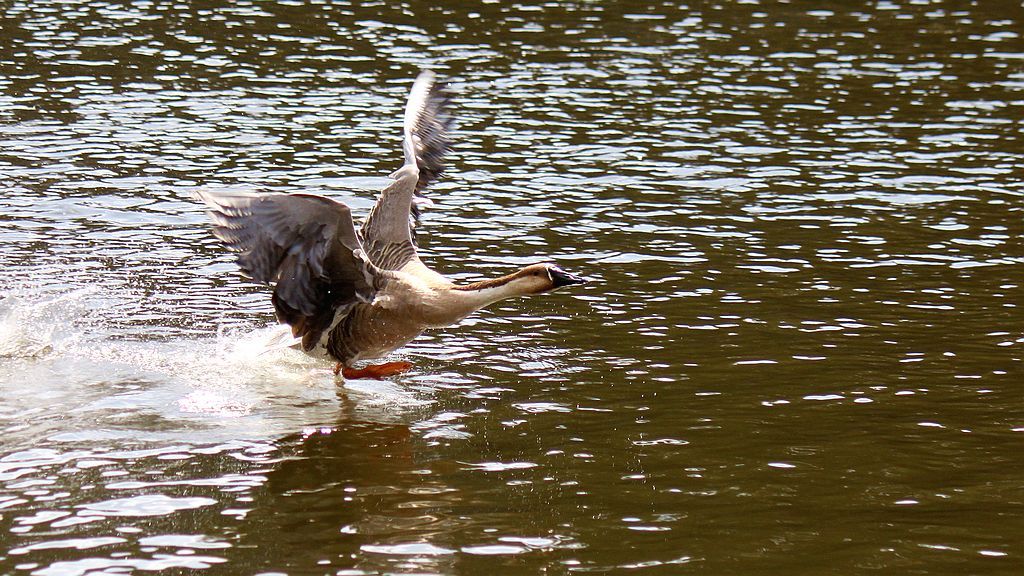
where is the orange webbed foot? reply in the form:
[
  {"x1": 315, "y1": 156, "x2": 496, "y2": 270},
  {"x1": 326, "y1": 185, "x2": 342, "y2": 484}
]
[{"x1": 340, "y1": 361, "x2": 413, "y2": 380}]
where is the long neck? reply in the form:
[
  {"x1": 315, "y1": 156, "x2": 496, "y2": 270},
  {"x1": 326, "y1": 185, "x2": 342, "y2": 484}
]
[{"x1": 440, "y1": 273, "x2": 531, "y2": 322}]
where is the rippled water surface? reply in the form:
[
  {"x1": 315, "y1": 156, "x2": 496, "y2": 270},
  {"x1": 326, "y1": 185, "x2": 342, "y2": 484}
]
[{"x1": 2, "y1": 0, "x2": 1023, "y2": 574}]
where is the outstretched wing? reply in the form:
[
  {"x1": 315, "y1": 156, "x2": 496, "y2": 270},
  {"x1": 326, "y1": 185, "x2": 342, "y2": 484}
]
[
  {"x1": 197, "y1": 190, "x2": 381, "y2": 351},
  {"x1": 361, "y1": 70, "x2": 454, "y2": 271}
]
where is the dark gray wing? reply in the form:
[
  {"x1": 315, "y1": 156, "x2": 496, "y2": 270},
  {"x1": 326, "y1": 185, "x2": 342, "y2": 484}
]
[
  {"x1": 361, "y1": 70, "x2": 454, "y2": 271},
  {"x1": 197, "y1": 190, "x2": 381, "y2": 351}
]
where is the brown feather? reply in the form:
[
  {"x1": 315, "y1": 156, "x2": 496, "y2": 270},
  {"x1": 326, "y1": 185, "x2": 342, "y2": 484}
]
[{"x1": 452, "y1": 265, "x2": 548, "y2": 292}]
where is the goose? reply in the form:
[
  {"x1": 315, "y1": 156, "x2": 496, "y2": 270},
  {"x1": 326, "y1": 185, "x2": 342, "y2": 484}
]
[{"x1": 197, "y1": 71, "x2": 587, "y2": 380}]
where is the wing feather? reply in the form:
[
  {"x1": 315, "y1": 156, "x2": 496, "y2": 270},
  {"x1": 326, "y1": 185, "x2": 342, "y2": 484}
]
[
  {"x1": 362, "y1": 70, "x2": 454, "y2": 270},
  {"x1": 197, "y1": 190, "x2": 381, "y2": 350}
]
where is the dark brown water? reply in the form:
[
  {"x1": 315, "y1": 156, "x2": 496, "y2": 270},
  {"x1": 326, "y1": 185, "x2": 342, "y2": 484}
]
[{"x1": 1, "y1": 1, "x2": 1022, "y2": 574}]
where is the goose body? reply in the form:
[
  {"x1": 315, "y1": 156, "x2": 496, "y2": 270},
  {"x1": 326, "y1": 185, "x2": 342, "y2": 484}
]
[{"x1": 199, "y1": 71, "x2": 585, "y2": 378}]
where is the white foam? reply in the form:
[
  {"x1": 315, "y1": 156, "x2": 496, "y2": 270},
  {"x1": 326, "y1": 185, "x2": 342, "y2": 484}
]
[
  {"x1": 0, "y1": 286, "x2": 436, "y2": 444},
  {"x1": 0, "y1": 287, "x2": 99, "y2": 359}
]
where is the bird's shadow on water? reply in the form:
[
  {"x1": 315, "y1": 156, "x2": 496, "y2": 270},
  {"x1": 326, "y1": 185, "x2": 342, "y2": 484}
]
[
  {"x1": 222, "y1": 373, "x2": 581, "y2": 573},
  {"x1": 219, "y1": 406, "x2": 485, "y2": 574}
]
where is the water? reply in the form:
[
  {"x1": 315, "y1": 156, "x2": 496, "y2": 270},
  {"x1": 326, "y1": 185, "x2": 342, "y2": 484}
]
[{"x1": 1, "y1": 0, "x2": 1022, "y2": 573}]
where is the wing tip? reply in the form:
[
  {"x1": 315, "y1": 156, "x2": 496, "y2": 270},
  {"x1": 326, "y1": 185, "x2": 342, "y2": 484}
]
[
  {"x1": 403, "y1": 71, "x2": 435, "y2": 133},
  {"x1": 400, "y1": 70, "x2": 454, "y2": 185},
  {"x1": 403, "y1": 70, "x2": 453, "y2": 135}
]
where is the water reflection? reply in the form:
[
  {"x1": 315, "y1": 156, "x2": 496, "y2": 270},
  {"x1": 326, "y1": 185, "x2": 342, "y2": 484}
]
[{"x1": 229, "y1": 422, "x2": 455, "y2": 572}]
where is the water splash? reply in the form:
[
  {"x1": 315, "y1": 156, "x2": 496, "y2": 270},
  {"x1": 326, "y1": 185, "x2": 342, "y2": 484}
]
[
  {"x1": 0, "y1": 287, "x2": 100, "y2": 359},
  {"x1": 0, "y1": 285, "x2": 438, "y2": 446}
]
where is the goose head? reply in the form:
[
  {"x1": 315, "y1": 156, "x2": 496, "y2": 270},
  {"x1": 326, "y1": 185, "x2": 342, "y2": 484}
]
[
  {"x1": 452, "y1": 263, "x2": 587, "y2": 301},
  {"x1": 464, "y1": 260, "x2": 585, "y2": 295},
  {"x1": 446, "y1": 263, "x2": 587, "y2": 321},
  {"x1": 499, "y1": 263, "x2": 588, "y2": 295}
]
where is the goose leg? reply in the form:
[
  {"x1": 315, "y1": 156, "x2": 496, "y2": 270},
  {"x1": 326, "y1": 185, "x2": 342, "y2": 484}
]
[{"x1": 338, "y1": 361, "x2": 413, "y2": 380}]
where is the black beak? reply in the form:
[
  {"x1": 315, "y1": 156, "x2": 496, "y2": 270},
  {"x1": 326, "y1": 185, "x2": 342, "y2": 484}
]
[{"x1": 550, "y1": 267, "x2": 588, "y2": 288}]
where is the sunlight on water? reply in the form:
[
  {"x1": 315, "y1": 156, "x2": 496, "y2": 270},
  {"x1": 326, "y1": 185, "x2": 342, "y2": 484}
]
[{"x1": 1, "y1": 0, "x2": 1022, "y2": 573}]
